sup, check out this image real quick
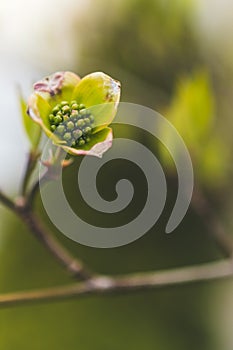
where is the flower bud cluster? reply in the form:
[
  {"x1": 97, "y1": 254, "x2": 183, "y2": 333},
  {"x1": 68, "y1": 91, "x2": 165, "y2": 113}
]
[{"x1": 49, "y1": 100, "x2": 95, "y2": 147}]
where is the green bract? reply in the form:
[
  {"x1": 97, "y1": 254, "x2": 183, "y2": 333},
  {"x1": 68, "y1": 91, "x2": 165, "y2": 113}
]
[{"x1": 27, "y1": 71, "x2": 121, "y2": 158}]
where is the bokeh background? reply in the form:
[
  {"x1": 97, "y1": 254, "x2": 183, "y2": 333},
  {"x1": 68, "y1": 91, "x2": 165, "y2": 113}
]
[{"x1": 1, "y1": 0, "x2": 233, "y2": 349}]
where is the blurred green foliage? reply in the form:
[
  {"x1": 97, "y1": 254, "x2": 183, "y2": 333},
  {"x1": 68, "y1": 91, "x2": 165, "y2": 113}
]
[
  {"x1": 77, "y1": 0, "x2": 201, "y2": 106},
  {"x1": 159, "y1": 71, "x2": 229, "y2": 187},
  {"x1": 1, "y1": 0, "x2": 232, "y2": 349}
]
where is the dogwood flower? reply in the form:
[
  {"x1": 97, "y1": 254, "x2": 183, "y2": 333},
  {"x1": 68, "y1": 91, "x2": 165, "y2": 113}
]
[{"x1": 27, "y1": 71, "x2": 121, "y2": 157}]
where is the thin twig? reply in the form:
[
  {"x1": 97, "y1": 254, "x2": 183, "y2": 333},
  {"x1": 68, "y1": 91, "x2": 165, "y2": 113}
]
[
  {"x1": 0, "y1": 189, "x2": 92, "y2": 281},
  {"x1": 0, "y1": 259, "x2": 233, "y2": 308},
  {"x1": 26, "y1": 169, "x2": 50, "y2": 207},
  {"x1": 192, "y1": 187, "x2": 233, "y2": 257},
  {"x1": 21, "y1": 151, "x2": 40, "y2": 196},
  {"x1": 18, "y1": 208, "x2": 92, "y2": 280},
  {"x1": 0, "y1": 190, "x2": 16, "y2": 212}
]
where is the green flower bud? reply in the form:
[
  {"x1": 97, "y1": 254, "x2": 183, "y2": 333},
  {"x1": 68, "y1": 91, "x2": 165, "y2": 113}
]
[
  {"x1": 62, "y1": 105, "x2": 70, "y2": 114},
  {"x1": 76, "y1": 119, "x2": 85, "y2": 127},
  {"x1": 84, "y1": 126, "x2": 92, "y2": 134},
  {"x1": 73, "y1": 129, "x2": 83, "y2": 139},
  {"x1": 71, "y1": 111, "x2": 78, "y2": 118},
  {"x1": 67, "y1": 121, "x2": 75, "y2": 130},
  {"x1": 84, "y1": 118, "x2": 90, "y2": 125},
  {"x1": 78, "y1": 138, "x2": 85, "y2": 146},
  {"x1": 71, "y1": 103, "x2": 79, "y2": 110},
  {"x1": 49, "y1": 114, "x2": 55, "y2": 122},
  {"x1": 54, "y1": 115, "x2": 63, "y2": 124},
  {"x1": 52, "y1": 106, "x2": 60, "y2": 115},
  {"x1": 64, "y1": 132, "x2": 72, "y2": 141},
  {"x1": 60, "y1": 101, "x2": 69, "y2": 106},
  {"x1": 56, "y1": 125, "x2": 65, "y2": 134}
]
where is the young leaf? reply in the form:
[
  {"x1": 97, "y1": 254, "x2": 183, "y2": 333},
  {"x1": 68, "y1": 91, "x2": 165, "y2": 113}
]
[{"x1": 19, "y1": 93, "x2": 41, "y2": 150}]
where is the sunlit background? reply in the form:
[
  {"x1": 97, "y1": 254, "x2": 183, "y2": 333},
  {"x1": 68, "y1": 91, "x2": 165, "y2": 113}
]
[{"x1": 1, "y1": 0, "x2": 233, "y2": 349}]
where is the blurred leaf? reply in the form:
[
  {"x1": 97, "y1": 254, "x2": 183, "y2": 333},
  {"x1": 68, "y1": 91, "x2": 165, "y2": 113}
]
[
  {"x1": 19, "y1": 93, "x2": 41, "y2": 150},
  {"x1": 159, "y1": 70, "x2": 229, "y2": 187},
  {"x1": 199, "y1": 138, "x2": 229, "y2": 187}
]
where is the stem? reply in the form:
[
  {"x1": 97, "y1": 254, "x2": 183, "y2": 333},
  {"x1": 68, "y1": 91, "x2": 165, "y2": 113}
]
[
  {"x1": 26, "y1": 169, "x2": 50, "y2": 207},
  {"x1": 0, "y1": 190, "x2": 16, "y2": 211},
  {"x1": 0, "y1": 259, "x2": 232, "y2": 308},
  {"x1": 21, "y1": 151, "x2": 40, "y2": 196},
  {"x1": 26, "y1": 147, "x2": 66, "y2": 207}
]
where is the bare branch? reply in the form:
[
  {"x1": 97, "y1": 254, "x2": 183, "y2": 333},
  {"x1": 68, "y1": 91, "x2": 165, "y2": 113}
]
[
  {"x1": 0, "y1": 190, "x2": 16, "y2": 212},
  {"x1": 0, "y1": 259, "x2": 233, "y2": 308},
  {"x1": 0, "y1": 189, "x2": 92, "y2": 281},
  {"x1": 17, "y1": 208, "x2": 92, "y2": 280},
  {"x1": 2, "y1": 172, "x2": 233, "y2": 309}
]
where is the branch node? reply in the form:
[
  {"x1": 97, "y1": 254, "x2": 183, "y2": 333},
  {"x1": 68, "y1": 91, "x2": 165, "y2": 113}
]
[{"x1": 88, "y1": 276, "x2": 115, "y2": 290}]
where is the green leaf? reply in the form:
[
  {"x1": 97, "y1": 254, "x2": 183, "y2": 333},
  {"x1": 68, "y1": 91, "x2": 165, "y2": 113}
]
[{"x1": 19, "y1": 93, "x2": 42, "y2": 150}]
